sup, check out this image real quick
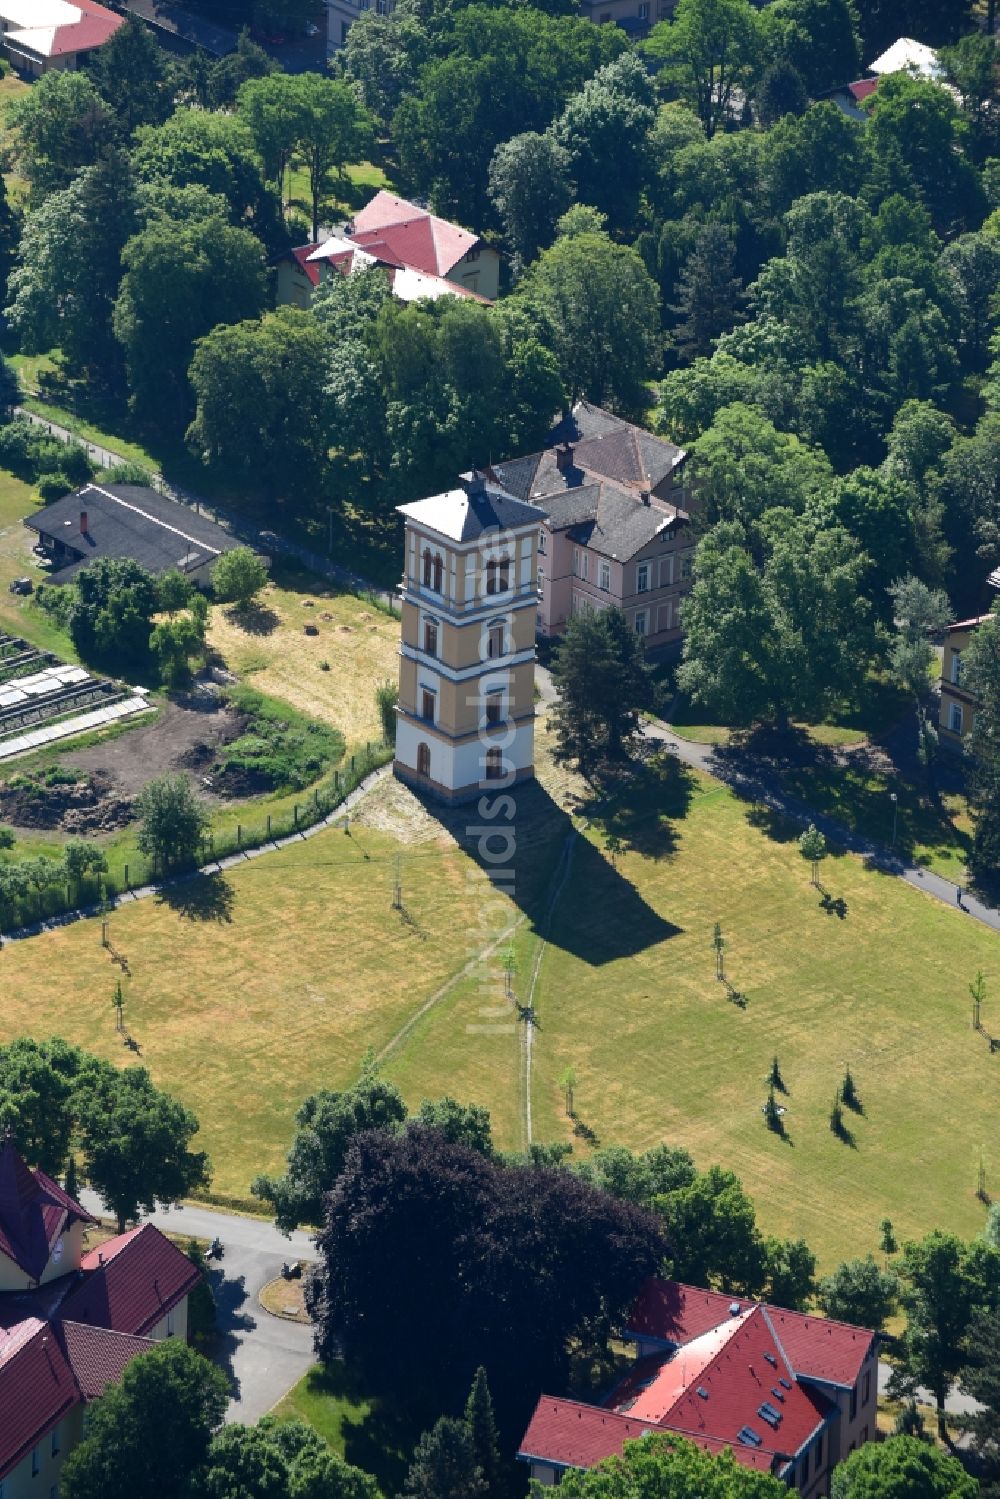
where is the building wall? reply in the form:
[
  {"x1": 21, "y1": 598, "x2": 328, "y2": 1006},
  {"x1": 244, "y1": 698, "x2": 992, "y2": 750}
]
[
  {"x1": 0, "y1": 1221, "x2": 85, "y2": 1292},
  {"x1": 147, "y1": 1294, "x2": 189, "y2": 1342},
  {"x1": 939, "y1": 625, "x2": 978, "y2": 745},
  {"x1": 1, "y1": 1408, "x2": 83, "y2": 1499},
  {"x1": 537, "y1": 521, "x2": 693, "y2": 651},
  {"x1": 276, "y1": 259, "x2": 315, "y2": 309},
  {"x1": 446, "y1": 247, "x2": 501, "y2": 301},
  {"x1": 577, "y1": 0, "x2": 675, "y2": 32},
  {"x1": 396, "y1": 513, "x2": 539, "y2": 800}
]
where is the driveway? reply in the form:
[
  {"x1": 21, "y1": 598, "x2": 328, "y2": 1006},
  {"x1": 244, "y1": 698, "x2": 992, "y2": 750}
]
[{"x1": 79, "y1": 1192, "x2": 318, "y2": 1422}]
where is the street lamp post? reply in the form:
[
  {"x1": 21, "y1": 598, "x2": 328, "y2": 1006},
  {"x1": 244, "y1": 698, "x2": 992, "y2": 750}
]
[{"x1": 890, "y1": 792, "x2": 898, "y2": 847}]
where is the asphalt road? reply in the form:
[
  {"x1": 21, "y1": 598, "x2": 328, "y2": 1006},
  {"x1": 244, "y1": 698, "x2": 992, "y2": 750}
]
[{"x1": 79, "y1": 1191, "x2": 318, "y2": 1422}]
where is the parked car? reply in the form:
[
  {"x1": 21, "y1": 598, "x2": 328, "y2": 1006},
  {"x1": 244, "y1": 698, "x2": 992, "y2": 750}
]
[{"x1": 8, "y1": 577, "x2": 32, "y2": 595}]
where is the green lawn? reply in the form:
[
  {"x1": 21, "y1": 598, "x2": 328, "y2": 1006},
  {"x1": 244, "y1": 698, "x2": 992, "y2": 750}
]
[
  {"x1": 273, "y1": 1363, "x2": 423, "y2": 1495},
  {"x1": 1, "y1": 713, "x2": 998, "y2": 1273},
  {"x1": 285, "y1": 158, "x2": 392, "y2": 235},
  {"x1": 0, "y1": 464, "x2": 78, "y2": 657}
]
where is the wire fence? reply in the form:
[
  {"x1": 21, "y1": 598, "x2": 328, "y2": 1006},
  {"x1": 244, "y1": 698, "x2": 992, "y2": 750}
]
[{"x1": 0, "y1": 742, "x2": 393, "y2": 937}]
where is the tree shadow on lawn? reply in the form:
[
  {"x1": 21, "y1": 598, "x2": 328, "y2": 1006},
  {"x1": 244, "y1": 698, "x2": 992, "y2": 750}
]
[
  {"x1": 307, "y1": 1361, "x2": 425, "y2": 1497},
  {"x1": 226, "y1": 602, "x2": 281, "y2": 636},
  {"x1": 580, "y1": 750, "x2": 696, "y2": 862},
  {"x1": 422, "y1": 775, "x2": 684, "y2": 967},
  {"x1": 156, "y1": 871, "x2": 235, "y2": 923}
]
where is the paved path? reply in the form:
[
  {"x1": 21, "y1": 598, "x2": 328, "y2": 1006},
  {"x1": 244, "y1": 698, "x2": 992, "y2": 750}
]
[
  {"x1": 640, "y1": 718, "x2": 1000, "y2": 935},
  {"x1": 0, "y1": 763, "x2": 391, "y2": 946},
  {"x1": 877, "y1": 1359, "x2": 982, "y2": 1421},
  {"x1": 79, "y1": 1190, "x2": 318, "y2": 1423}
]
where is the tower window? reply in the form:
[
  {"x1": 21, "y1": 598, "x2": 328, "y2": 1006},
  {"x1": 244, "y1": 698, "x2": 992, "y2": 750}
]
[
  {"x1": 485, "y1": 557, "x2": 510, "y2": 595},
  {"x1": 423, "y1": 549, "x2": 443, "y2": 591},
  {"x1": 417, "y1": 742, "x2": 431, "y2": 777},
  {"x1": 485, "y1": 747, "x2": 504, "y2": 780},
  {"x1": 486, "y1": 694, "x2": 502, "y2": 726},
  {"x1": 421, "y1": 689, "x2": 435, "y2": 722},
  {"x1": 487, "y1": 623, "x2": 505, "y2": 659},
  {"x1": 424, "y1": 619, "x2": 438, "y2": 656}
]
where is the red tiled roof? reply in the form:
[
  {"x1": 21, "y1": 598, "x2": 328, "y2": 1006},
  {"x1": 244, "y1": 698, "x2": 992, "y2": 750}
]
[
  {"x1": 54, "y1": 1320, "x2": 156, "y2": 1400},
  {"x1": 0, "y1": 1318, "x2": 80, "y2": 1480},
  {"x1": 349, "y1": 190, "x2": 479, "y2": 277},
  {"x1": 849, "y1": 78, "x2": 878, "y2": 101},
  {"x1": 519, "y1": 1396, "x2": 775, "y2": 1474},
  {"x1": 291, "y1": 243, "x2": 321, "y2": 287},
  {"x1": 765, "y1": 1307, "x2": 875, "y2": 1389},
  {"x1": 628, "y1": 1280, "x2": 874, "y2": 1390},
  {"x1": 0, "y1": 1140, "x2": 94, "y2": 1282},
  {"x1": 59, "y1": 1223, "x2": 201, "y2": 1337}
]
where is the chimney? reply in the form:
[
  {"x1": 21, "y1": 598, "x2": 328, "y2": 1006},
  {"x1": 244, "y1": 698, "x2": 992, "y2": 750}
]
[
  {"x1": 640, "y1": 489, "x2": 651, "y2": 506},
  {"x1": 555, "y1": 443, "x2": 574, "y2": 473},
  {"x1": 460, "y1": 469, "x2": 486, "y2": 498},
  {"x1": 80, "y1": 510, "x2": 88, "y2": 534}
]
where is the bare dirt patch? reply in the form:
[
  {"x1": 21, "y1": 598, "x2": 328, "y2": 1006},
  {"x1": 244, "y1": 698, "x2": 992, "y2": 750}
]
[
  {"x1": 0, "y1": 769, "x2": 134, "y2": 834},
  {"x1": 66, "y1": 696, "x2": 244, "y2": 802},
  {"x1": 352, "y1": 769, "x2": 458, "y2": 848}
]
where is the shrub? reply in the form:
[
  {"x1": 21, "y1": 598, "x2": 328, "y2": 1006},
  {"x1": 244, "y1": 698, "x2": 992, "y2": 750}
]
[
  {"x1": 0, "y1": 418, "x2": 94, "y2": 486},
  {"x1": 0, "y1": 826, "x2": 14, "y2": 850},
  {"x1": 36, "y1": 472, "x2": 75, "y2": 502},
  {"x1": 106, "y1": 461, "x2": 155, "y2": 486},
  {"x1": 212, "y1": 546, "x2": 268, "y2": 608},
  {"x1": 375, "y1": 679, "x2": 397, "y2": 744}
]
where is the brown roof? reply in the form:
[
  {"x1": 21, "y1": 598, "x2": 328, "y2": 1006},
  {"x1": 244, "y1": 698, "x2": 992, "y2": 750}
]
[
  {"x1": 0, "y1": 1318, "x2": 80, "y2": 1480},
  {"x1": 54, "y1": 1320, "x2": 156, "y2": 1400}
]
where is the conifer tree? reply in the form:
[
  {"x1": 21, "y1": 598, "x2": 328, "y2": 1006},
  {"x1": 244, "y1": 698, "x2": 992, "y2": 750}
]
[
  {"x1": 464, "y1": 1367, "x2": 503, "y2": 1497},
  {"x1": 669, "y1": 223, "x2": 744, "y2": 361}
]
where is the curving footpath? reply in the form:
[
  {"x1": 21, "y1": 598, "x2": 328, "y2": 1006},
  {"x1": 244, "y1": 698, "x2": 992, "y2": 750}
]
[{"x1": 0, "y1": 764, "x2": 392, "y2": 948}]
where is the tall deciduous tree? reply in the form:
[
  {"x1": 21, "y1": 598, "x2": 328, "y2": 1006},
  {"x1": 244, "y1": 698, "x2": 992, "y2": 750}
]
[
  {"x1": 135, "y1": 774, "x2": 211, "y2": 875},
  {"x1": 8, "y1": 70, "x2": 114, "y2": 202},
  {"x1": 553, "y1": 54, "x2": 655, "y2": 230},
  {"x1": 237, "y1": 73, "x2": 307, "y2": 204},
  {"x1": 965, "y1": 616, "x2": 1000, "y2": 890},
  {"x1": 114, "y1": 215, "x2": 267, "y2": 432},
  {"x1": 291, "y1": 74, "x2": 374, "y2": 242},
  {"x1": 517, "y1": 229, "x2": 660, "y2": 416},
  {"x1": 6, "y1": 152, "x2": 138, "y2": 385},
  {"x1": 545, "y1": 1431, "x2": 787, "y2": 1496},
  {"x1": 488, "y1": 132, "x2": 574, "y2": 274},
  {"x1": 188, "y1": 309, "x2": 334, "y2": 497},
  {"x1": 131, "y1": 109, "x2": 278, "y2": 245},
  {"x1": 252, "y1": 1059, "x2": 408, "y2": 1232},
  {"x1": 960, "y1": 1305, "x2": 1000, "y2": 1470},
  {"x1": 307, "y1": 1126, "x2": 666, "y2": 1438},
  {"x1": 76, "y1": 1064, "x2": 210, "y2": 1232},
  {"x1": 758, "y1": 0, "x2": 860, "y2": 98},
  {"x1": 0, "y1": 1037, "x2": 83, "y2": 1177},
  {"x1": 60, "y1": 1341, "x2": 228, "y2": 1499},
  {"x1": 678, "y1": 512, "x2": 871, "y2": 729},
  {"x1": 817, "y1": 1255, "x2": 899, "y2": 1332},
  {"x1": 550, "y1": 606, "x2": 654, "y2": 774},
  {"x1": 829, "y1": 1433, "x2": 979, "y2": 1499},
  {"x1": 645, "y1": 0, "x2": 762, "y2": 140}
]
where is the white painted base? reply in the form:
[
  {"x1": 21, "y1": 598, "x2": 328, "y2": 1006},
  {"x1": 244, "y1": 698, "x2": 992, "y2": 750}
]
[{"x1": 395, "y1": 716, "x2": 534, "y2": 796}]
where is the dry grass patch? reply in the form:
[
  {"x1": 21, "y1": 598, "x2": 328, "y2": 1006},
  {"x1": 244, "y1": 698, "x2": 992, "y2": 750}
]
[{"x1": 207, "y1": 577, "x2": 398, "y2": 746}]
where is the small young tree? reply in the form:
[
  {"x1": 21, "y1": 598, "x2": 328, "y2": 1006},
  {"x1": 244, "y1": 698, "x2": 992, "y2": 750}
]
[
  {"x1": 403, "y1": 1416, "x2": 487, "y2": 1499},
  {"x1": 971, "y1": 970, "x2": 987, "y2": 1030},
  {"x1": 798, "y1": 823, "x2": 827, "y2": 887},
  {"x1": 64, "y1": 1154, "x2": 80, "y2": 1202},
  {"x1": 136, "y1": 774, "x2": 209, "y2": 873},
  {"x1": 712, "y1": 921, "x2": 725, "y2": 980},
  {"x1": 880, "y1": 1217, "x2": 898, "y2": 1261},
  {"x1": 559, "y1": 1066, "x2": 577, "y2": 1116},
  {"x1": 62, "y1": 839, "x2": 107, "y2": 896},
  {"x1": 211, "y1": 546, "x2": 268, "y2": 609}
]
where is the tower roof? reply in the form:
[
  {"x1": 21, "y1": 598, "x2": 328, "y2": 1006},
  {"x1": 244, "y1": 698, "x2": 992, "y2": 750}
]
[
  {"x1": 398, "y1": 476, "x2": 546, "y2": 543},
  {"x1": 0, "y1": 1137, "x2": 94, "y2": 1282}
]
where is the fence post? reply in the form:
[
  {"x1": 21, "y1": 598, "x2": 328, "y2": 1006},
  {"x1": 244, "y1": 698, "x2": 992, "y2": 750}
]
[
  {"x1": 237, "y1": 824, "x2": 242, "y2": 849},
  {"x1": 294, "y1": 804, "x2": 299, "y2": 828},
  {"x1": 351, "y1": 754, "x2": 355, "y2": 772},
  {"x1": 124, "y1": 863, "x2": 129, "y2": 890},
  {"x1": 335, "y1": 769, "x2": 340, "y2": 790},
  {"x1": 267, "y1": 814, "x2": 271, "y2": 839}
]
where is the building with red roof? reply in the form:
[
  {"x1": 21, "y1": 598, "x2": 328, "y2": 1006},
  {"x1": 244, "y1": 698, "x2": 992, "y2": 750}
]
[
  {"x1": 0, "y1": 1137, "x2": 202, "y2": 1495},
  {"x1": 276, "y1": 190, "x2": 499, "y2": 310},
  {"x1": 0, "y1": 0, "x2": 123, "y2": 76},
  {"x1": 519, "y1": 1277, "x2": 877, "y2": 1494}
]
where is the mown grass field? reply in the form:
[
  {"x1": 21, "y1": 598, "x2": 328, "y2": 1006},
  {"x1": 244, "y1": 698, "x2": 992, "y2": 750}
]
[
  {"x1": 2, "y1": 710, "x2": 998, "y2": 1272},
  {"x1": 207, "y1": 569, "x2": 399, "y2": 747}
]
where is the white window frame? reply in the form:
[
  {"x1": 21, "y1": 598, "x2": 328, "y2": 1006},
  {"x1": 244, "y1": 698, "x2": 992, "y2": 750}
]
[
  {"x1": 598, "y1": 560, "x2": 611, "y2": 592},
  {"x1": 538, "y1": 528, "x2": 547, "y2": 555},
  {"x1": 949, "y1": 702, "x2": 963, "y2": 733},
  {"x1": 950, "y1": 651, "x2": 962, "y2": 686},
  {"x1": 636, "y1": 563, "x2": 650, "y2": 593},
  {"x1": 537, "y1": 566, "x2": 545, "y2": 595},
  {"x1": 634, "y1": 609, "x2": 648, "y2": 636}
]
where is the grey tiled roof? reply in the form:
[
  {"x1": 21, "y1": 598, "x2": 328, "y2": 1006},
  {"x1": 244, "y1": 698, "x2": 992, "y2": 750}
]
[
  {"x1": 25, "y1": 484, "x2": 247, "y2": 582},
  {"x1": 398, "y1": 483, "x2": 546, "y2": 542}
]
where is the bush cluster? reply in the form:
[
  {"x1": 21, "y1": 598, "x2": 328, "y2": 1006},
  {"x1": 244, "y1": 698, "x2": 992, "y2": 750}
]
[{"x1": 0, "y1": 416, "x2": 95, "y2": 497}]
